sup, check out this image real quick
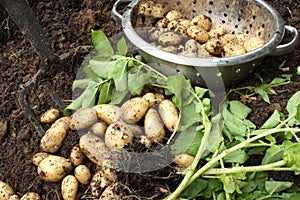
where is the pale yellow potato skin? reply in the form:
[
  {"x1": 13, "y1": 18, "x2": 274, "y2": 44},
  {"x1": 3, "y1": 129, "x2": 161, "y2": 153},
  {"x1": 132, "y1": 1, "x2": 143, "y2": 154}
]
[
  {"x1": 0, "y1": 181, "x2": 14, "y2": 200},
  {"x1": 93, "y1": 104, "x2": 121, "y2": 125},
  {"x1": 74, "y1": 165, "x2": 91, "y2": 185},
  {"x1": 32, "y1": 152, "x2": 50, "y2": 166},
  {"x1": 20, "y1": 192, "x2": 41, "y2": 200},
  {"x1": 99, "y1": 183, "x2": 121, "y2": 200},
  {"x1": 40, "y1": 108, "x2": 60, "y2": 123},
  {"x1": 165, "y1": 10, "x2": 183, "y2": 21},
  {"x1": 105, "y1": 122, "x2": 134, "y2": 150},
  {"x1": 120, "y1": 97, "x2": 149, "y2": 124},
  {"x1": 61, "y1": 175, "x2": 78, "y2": 200},
  {"x1": 90, "y1": 170, "x2": 113, "y2": 198},
  {"x1": 158, "y1": 99, "x2": 181, "y2": 132},
  {"x1": 37, "y1": 155, "x2": 72, "y2": 182},
  {"x1": 173, "y1": 153, "x2": 195, "y2": 168},
  {"x1": 90, "y1": 121, "x2": 107, "y2": 137},
  {"x1": 69, "y1": 108, "x2": 98, "y2": 130},
  {"x1": 144, "y1": 108, "x2": 165, "y2": 142},
  {"x1": 79, "y1": 133, "x2": 109, "y2": 167},
  {"x1": 69, "y1": 145, "x2": 86, "y2": 166},
  {"x1": 8, "y1": 194, "x2": 20, "y2": 200}
]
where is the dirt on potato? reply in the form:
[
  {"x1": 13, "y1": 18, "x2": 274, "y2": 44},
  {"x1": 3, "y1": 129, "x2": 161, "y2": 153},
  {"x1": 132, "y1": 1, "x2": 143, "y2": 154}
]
[{"x1": 0, "y1": 0, "x2": 299, "y2": 199}]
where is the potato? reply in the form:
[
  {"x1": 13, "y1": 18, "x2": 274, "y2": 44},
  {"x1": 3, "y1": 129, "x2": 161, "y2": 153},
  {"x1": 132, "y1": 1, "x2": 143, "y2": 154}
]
[
  {"x1": 165, "y1": 10, "x2": 183, "y2": 21},
  {"x1": 79, "y1": 133, "x2": 110, "y2": 167},
  {"x1": 177, "y1": 19, "x2": 191, "y2": 29},
  {"x1": 144, "y1": 108, "x2": 165, "y2": 142},
  {"x1": 149, "y1": 28, "x2": 167, "y2": 41},
  {"x1": 220, "y1": 34, "x2": 239, "y2": 46},
  {"x1": 116, "y1": 119, "x2": 142, "y2": 136},
  {"x1": 70, "y1": 145, "x2": 86, "y2": 166},
  {"x1": 37, "y1": 155, "x2": 72, "y2": 182},
  {"x1": 158, "y1": 31, "x2": 183, "y2": 46},
  {"x1": 105, "y1": 121, "x2": 134, "y2": 150},
  {"x1": 143, "y1": 92, "x2": 165, "y2": 107},
  {"x1": 99, "y1": 183, "x2": 122, "y2": 200},
  {"x1": 138, "y1": 1, "x2": 167, "y2": 18},
  {"x1": 90, "y1": 121, "x2": 107, "y2": 137},
  {"x1": 187, "y1": 25, "x2": 209, "y2": 44},
  {"x1": 140, "y1": 135, "x2": 152, "y2": 148},
  {"x1": 161, "y1": 46, "x2": 178, "y2": 54},
  {"x1": 32, "y1": 152, "x2": 50, "y2": 166},
  {"x1": 156, "y1": 18, "x2": 169, "y2": 28},
  {"x1": 69, "y1": 108, "x2": 98, "y2": 130},
  {"x1": 90, "y1": 170, "x2": 113, "y2": 198},
  {"x1": 101, "y1": 165, "x2": 118, "y2": 182},
  {"x1": 243, "y1": 36, "x2": 265, "y2": 52},
  {"x1": 0, "y1": 181, "x2": 14, "y2": 200},
  {"x1": 61, "y1": 175, "x2": 78, "y2": 200},
  {"x1": 120, "y1": 97, "x2": 149, "y2": 124},
  {"x1": 158, "y1": 99, "x2": 180, "y2": 132},
  {"x1": 40, "y1": 108, "x2": 60, "y2": 123},
  {"x1": 236, "y1": 33, "x2": 250, "y2": 46},
  {"x1": 20, "y1": 192, "x2": 40, "y2": 200},
  {"x1": 8, "y1": 195, "x2": 19, "y2": 200},
  {"x1": 190, "y1": 15, "x2": 212, "y2": 31},
  {"x1": 205, "y1": 37, "x2": 223, "y2": 55},
  {"x1": 222, "y1": 44, "x2": 246, "y2": 57},
  {"x1": 93, "y1": 104, "x2": 121, "y2": 125},
  {"x1": 40, "y1": 121, "x2": 68, "y2": 153},
  {"x1": 173, "y1": 153, "x2": 195, "y2": 168},
  {"x1": 51, "y1": 116, "x2": 70, "y2": 130},
  {"x1": 74, "y1": 165, "x2": 91, "y2": 185},
  {"x1": 208, "y1": 24, "x2": 226, "y2": 38}
]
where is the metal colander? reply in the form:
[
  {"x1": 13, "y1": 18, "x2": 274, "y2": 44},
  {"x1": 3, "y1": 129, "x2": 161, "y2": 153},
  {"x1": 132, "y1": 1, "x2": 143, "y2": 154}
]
[{"x1": 113, "y1": 0, "x2": 299, "y2": 87}]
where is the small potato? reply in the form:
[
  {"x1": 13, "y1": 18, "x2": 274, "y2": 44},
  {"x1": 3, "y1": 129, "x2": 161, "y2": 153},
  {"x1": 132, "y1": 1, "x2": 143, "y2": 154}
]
[
  {"x1": 40, "y1": 108, "x2": 60, "y2": 123},
  {"x1": 20, "y1": 192, "x2": 40, "y2": 200},
  {"x1": 161, "y1": 46, "x2": 178, "y2": 54},
  {"x1": 69, "y1": 108, "x2": 98, "y2": 130},
  {"x1": 40, "y1": 121, "x2": 68, "y2": 153},
  {"x1": 0, "y1": 181, "x2": 14, "y2": 200},
  {"x1": 79, "y1": 133, "x2": 110, "y2": 167},
  {"x1": 177, "y1": 19, "x2": 191, "y2": 29},
  {"x1": 243, "y1": 36, "x2": 265, "y2": 52},
  {"x1": 116, "y1": 119, "x2": 142, "y2": 136},
  {"x1": 156, "y1": 18, "x2": 169, "y2": 28},
  {"x1": 222, "y1": 44, "x2": 246, "y2": 57},
  {"x1": 90, "y1": 170, "x2": 113, "y2": 198},
  {"x1": 37, "y1": 155, "x2": 73, "y2": 182},
  {"x1": 165, "y1": 10, "x2": 183, "y2": 21},
  {"x1": 61, "y1": 175, "x2": 78, "y2": 200},
  {"x1": 74, "y1": 165, "x2": 91, "y2": 185},
  {"x1": 70, "y1": 145, "x2": 86, "y2": 166},
  {"x1": 158, "y1": 99, "x2": 180, "y2": 132},
  {"x1": 220, "y1": 34, "x2": 239, "y2": 46},
  {"x1": 144, "y1": 108, "x2": 165, "y2": 142},
  {"x1": 140, "y1": 135, "x2": 152, "y2": 148},
  {"x1": 208, "y1": 24, "x2": 226, "y2": 38},
  {"x1": 32, "y1": 152, "x2": 50, "y2": 166},
  {"x1": 190, "y1": 15, "x2": 212, "y2": 31},
  {"x1": 93, "y1": 104, "x2": 121, "y2": 125},
  {"x1": 99, "y1": 183, "x2": 122, "y2": 200},
  {"x1": 120, "y1": 97, "x2": 149, "y2": 124},
  {"x1": 205, "y1": 38, "x2": 223, "y2": 55},
  {"x1": 51, "y1": 116, "x2": 70, "y2": 130},
  {"x1": 138, "y1": 1, "x2": 167, "y2": 18},
  {"x1": 9, "y1": 194, "x2": 20, "y2": 200},
  {"x1": 143, "y1": 92, "x2": 165, "y2": 107},
  {"x1": 236, "y1": 33, "x2": 250, "y2": 46},
  {"x1": 158, "y1": 31, "x2": 183, "y2": 46},
  {"x1": 105, "y1": 122, "x2": 134, "y2": 150},
  {"x1": 149, "y1": 28, "x2": 167, "y2": 41},
  {"x1": 101, "y1": 165, "x2": 118, "y2": 182},
  {"x1": 187, "y1": 25, "x2": 209, "y2": 44},
  {"x1": 173, "y1": 153, "x2": 195, "y2": 168},
  {"x1": 90, "y1": 121, "x2": 107, "y2": 137}
]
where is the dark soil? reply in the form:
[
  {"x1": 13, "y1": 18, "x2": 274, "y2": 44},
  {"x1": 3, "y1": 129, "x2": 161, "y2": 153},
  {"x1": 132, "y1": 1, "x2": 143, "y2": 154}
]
[{"x1": 0, "y1": 0, "x2": 299, "y2": 199}]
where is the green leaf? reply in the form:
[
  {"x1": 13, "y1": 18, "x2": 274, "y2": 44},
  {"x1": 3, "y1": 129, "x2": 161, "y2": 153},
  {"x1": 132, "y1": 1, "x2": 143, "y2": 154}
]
[
  {"x1": 261, "y1": 145, "x2": 284, "y2": 165},
  {"x1": 72, "y1": 79, "x2": 97, "y2": 90},
  {"x1": 83, "y1": 63, "x2": 103, "y2": 81},
  {"x1": 180, "y1": 102, "x2": 201, "y2": 131},
  {"x1": 223, "y1": 149, "x2": 249, "y2": 164},
  {"x1": 283, "y1": 141, "x2": 300, "y2": 174},
  {"x1": 254, "y1": 86, "x2": 270, "y2": 104},
  {"x1": 180, "y1": 179, "x2": 208, "y2": 199},
  {"x1": 260, "y1": 110, "x2": 281, "y2": 129},
  {"x1": 297, "y1": 66, "x2": 300, "y2": 75},
  {"x1": 81, "y1": 83, "x2": 99, "y2": 108},
  {"x1": 286, "y1": 91, "x2": 300, "y2": 125},
  {"x1": 128, "y1": 69, "x2": 152, "y2": 95},
  {"x1": 228, "y1": 101, "x2": 252, "y2": 119},
  {"x1": 206, "y1": 113, "x2": 223, "y2": 153},
  {"x1": 110, "y1": 89, "x2": 129, "y2": 105},
  {"x1": 89, "y1": 60, "x2": 113, "y2": 77},
  {"x1": 91, "y1": 30, "x2": 114, "y2": 56},
  {"x1": 116, "y1": 37, "x2": 128, "y2": 56},
  {"x1": 98, "y1": 81, "x2": 113, "y2": 104},
  {"x1": 265, "y1": 181, "x2": 294, "y2": 194}
]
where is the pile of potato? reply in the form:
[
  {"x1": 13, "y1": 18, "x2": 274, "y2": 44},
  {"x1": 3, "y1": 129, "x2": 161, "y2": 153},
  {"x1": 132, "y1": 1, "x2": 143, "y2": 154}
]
[
  {"x1": 28, "y1": 92, "x2": 195, "y2": 199},
  {"x1": 136, "y1": 0, "x2": 265, "y2": 58},
  {"x1": 0, "y1": 180, "x2": 41, "y2": 200}
]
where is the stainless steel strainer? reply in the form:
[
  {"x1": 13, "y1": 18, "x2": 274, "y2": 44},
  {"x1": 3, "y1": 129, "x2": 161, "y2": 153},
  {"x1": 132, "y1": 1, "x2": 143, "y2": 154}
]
[{"x1": 112, "y1": 0, "x2": 299, "y2": 87}]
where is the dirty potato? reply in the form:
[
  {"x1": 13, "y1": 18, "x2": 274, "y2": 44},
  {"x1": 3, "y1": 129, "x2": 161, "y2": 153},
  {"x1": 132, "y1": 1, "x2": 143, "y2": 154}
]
[
  {"x1": 156, "y1": 18, "x2": 169, "y2": 28},
  {"x1": 20, "y1": 193, "x2": 40, "y2": 200},
  {"x1": 70, "y1": 145, "x2": 86, "y2": 166},
  {"x1": 190, "y1": 15, "x2": 212, "y2": 31},
  {"x1": 32, "y1": 152, "x2": 50, "y2": 166},
  {"x1": 90, "y1": 121, "x2": 107, "y2": 137},
  {"x1": 158, "y1": 99, "x2": 180, "y2": 132},
  {"x1": 61, "y1": 175, "x2": 78, "y2": 200},
  {"x1": 173, "y1": 153, "x2": 195, "y2": 168},
  {"x1": 243, "y1": 36, "x2": 265, "y2": 52},
  {"x1": 120, "y1": 97, "x2": 149, "y2": 124},
  {"x1": 74, "y1": 165, "x2": 91, "y2": 185},
  {"x1": 222, "y1": 44, "x2": 246, "y2": 57},
  {"x1": 0, "y1": 181, "x2": 14, "y2": 200},
  {"x1": 40, "y1": 108, "x2": 60, "y2": 123},
  {"x1": 79, "y1": 133, "x2": 110, "y2": 167},
  {"x1": 205, "y1": 37, "x2": 223, "y2": 56},
  {"x1": 93, "y1": 104, "x2": 121, "y2": 125},
  {"x1": 144, "y1": 108, "x2": 165, "y2": 142},
  {"x1": 90, "y1": 170, "x2": 113, "y2": 198},
  {"x1": 208, "y1": 24, "x2": 226, "y2": 38},
  {"x1": 187, "y1": 25, "x2": 209, "y2": 44},
  {"x1": 37, "y1": 155, "x2": 73, "y2": 182},
  {"x1": 158, "y1": 31, "x2": 183, "y2": 46},
  {"x1": 99, "y1": 182, "x2": 122, "y2": 200},
  {"x1": 69, "y1": 108, "x2": 98, "y2": 130},
  {"x1": 8, "y1": 194, "x2": 19, "y2": 200},
  {"x1": 165, "y1": 10, "x2": 183, "y2": 21}
]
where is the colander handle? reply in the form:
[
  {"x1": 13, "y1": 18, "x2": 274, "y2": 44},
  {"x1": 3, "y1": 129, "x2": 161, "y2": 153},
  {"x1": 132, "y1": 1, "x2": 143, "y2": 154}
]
[
  {"x1": 268, "y1": 25, "x2": 299, "y2": 56},
  {"x1": 112, "y1": 0, "x2": 133, "y2": 23}
]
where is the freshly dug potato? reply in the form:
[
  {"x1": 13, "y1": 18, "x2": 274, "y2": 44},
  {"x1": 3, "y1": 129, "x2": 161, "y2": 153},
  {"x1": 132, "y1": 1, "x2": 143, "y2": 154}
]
[
  {"x1": 161, "y1": 46, "x2": 178, "y2": 53},
  {"x1": 205, "y1": 37, "x2": 223, "y2": 55},
  {"x1": 61, "y1": 175, "x2": 78, "y2": 200},
  {"x1": 0, "y1": 181, "x2": 14, "y2": 200},
  {"x1": 69, "y1": 108, "x2": 98, "y2": 130},
  {"x1": 32, "y1": 152, "x2": 50, "y2": 166},
  {"x1": 140, "y1": 135, "x2": 152, "y2": 148},
  {"x1": 243, "y1": 36, "x2": 265, "y2": 52},
  {"x1": 158, "y1": 99, "x2": 181, "y2": 132},
  {"x1": 156, "y1": 18, "x2": 169, "y2": 28},
  {"x1": 177, "y1": 19, "x2": 191, "y2": 29},
  {"x1": 208, "y1": 24, "x2": 226, "y2": 38},
  {"x1": 143, "y1": 92, "x2": 165, "y2": 107},
  {"x1": 20, "y1": 192, "x2": 40, "y2": 200},
  {"x1": 99, "y1": 182, "x2": 122, "y2": 200},
  {"x1": 40, "y1": 108, "x2": 60, "y2": 123},
  {"x1": 220, "y1": 34, "x2": 239, "y2": 46},
  {"x1": 222, "y1": 44, "x2": 246, "y2": 57},
  {"x1": 8, "y1": 194, "x2": 19, "y2": 200},
  {"x1": 173, "y1": 153, "x2": 195, "y2": 168},
  {"x1": 40, "y1": 121, "x2": 68, "y2": 153},
  {"x1": 101, "y1": 165, "x2": 118, "y2": 182},
  {"x1": 149, "y1": 28, "x2": 167, "y2": 41},
  {"x1": 120, "y1": 97, "x2": 149, "y2": 124},
  {"x1": 116, "y1": 119, "x2": 142, "y2": 136},
  {"x1": 190, "y1": 15, "x2": 212, "y2": 31},
  {"x1": 236, "y1": 33, "x2": 250, "y2": 46},
  {"x1": 90, "y1": 121, "x2": 107, "y2": 137},
  {"x1": 158, "y1": 31, "x2": 183, "y2": 46},
  {"x1": 187, "y1": 25, "x2": 209, "y2": 44},
  {"x1": 90, "y1": 170, "x2": 113, "y2": 198},
  {"x1": 37, "y1": 155, "x2": 72, "y2": 182},
  {"x1": 79, "y1": 133, "x2": 110, "y2": 167},
  {"x1": 105, "y1": 121, "x2": 134, "y2": 150},
  {"x1": 144, "y1": 108, "x2": 165, "y2": 142},
  {"x1": 74, "y1": 165, "x2": 91, "y2": 185},
  {"x1": 93, "y1": 104, "x2": 121, "y2": 125},
  {"x1": 70, "y1": 145, "x2": 86, "y2": 166},
  {"x1": 165, "y1": 10, "x2": 183, "y2": 21},
  {"x1": 138, "y1": 1, "x2": 167, "y2": 18}
]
